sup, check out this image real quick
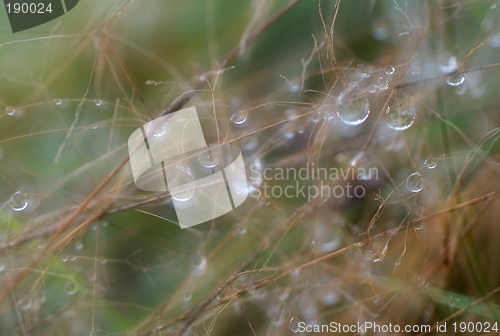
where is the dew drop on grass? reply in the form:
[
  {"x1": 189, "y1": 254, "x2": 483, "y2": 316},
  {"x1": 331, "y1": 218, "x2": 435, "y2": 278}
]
[
  {"x1": 424, "y1": 157, "x2": 437, "y2": 169},
  {"x1": 74, "y1": 240, "x2": 83, "y2": 250},
  {"x1": 446, "y1": 72, "x2": 465, "y2": 86},
  {"x1": 69, "y1": 255, "x2": 77, "y2": 261},
  {"x1": 367, "y1": 85, "x2": 378, "y2": 93},
  {"x1": 230, "y1": 110, "x2": 248, "y2": 125},
  {"x1": 384, "y1": 65, "x2": 395, "y2": 75},
  {"x1": 6, "y1": 106, "x2": 16, "y2": 116},
  {"x1": 289, "y1": 316, "x2": 300, "y2": 333},
  {"x1": 9, "y1": 191, "x2": 28, "y2": 211},
  {"x1": 65, "y1": 281, "x2": 77, "y2": 295},
  {"x1": 406, "y1": 172, "x2": 424, "y2": 193},
  {"x1": 182, "y1": 290, "x2": 192, "y2": 302},
  {"x1": 197, "y1": 147, "x2": 220, "y2": 168},
  {"x1": 411, "y1": 65, "x2": 421, "y2": 75},
  {"x1": 189, "y1": 251, "x2": 207, "y2": 277},
  {"x1": 167, "y1": 167, "x2": 195, "y2": 202},
  {"x1": 91, "y1": 124, "x2": 98, "y2": 130},
  {"x1": 336, "y1": 83, "x2": 370, "y2": 126},
  {"x1": 377, "y1": 76, "x2": 389, "y2": 91},
  {"x1": 386, "y1": 91, "x2": 416, "y2": 131},
  {"x1": 93, "y1": 98, "x2": 103, "y2": 106},
  {"x1": 61, "y1": 255, "x2": 69, "y2": 262}
]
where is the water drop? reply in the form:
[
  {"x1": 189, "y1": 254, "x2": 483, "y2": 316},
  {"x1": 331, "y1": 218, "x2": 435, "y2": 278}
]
[
  {"x1": 438, "y1": 56, "x2": 458, "y2": 73},
  {"x1": 230, "y1": 110, "x2": 248, "y2": 125},
  {"x1": 411, "y1": 65, "x2": 421, "y2": 75},
  {"x1": 336, "y1": 83, "x2": 370, "y2": 125},
  {"x1": 386, "y1": 91, "x2": 416, "y2": 131},
  {"x1": 93, "y1": 99, "x2": 102, "y2": 106},
  {"x1": 236, "y1": 222, "x2": 247, "y2": 235},
  {"x1": 289, "y1": 316, "x2": 300, "y2": 333},
  {"x1": 197, "y1": 147, "x2": 220, "y2": 168},
  {"x1": 9, "y1": 191, "x2": 28, "y2": 211},
  {"x1": 189, "y1": 251, "x2": 207, "y2": 277},
  {"x1": 406, "y1": 172, "x2": 424, "y2": 193},
  {"x1": 289, "y1": 83, "x2": 300, "y2": 92},
  {"x1": 367, "y1": 85, "x2": 378, "y2": 93},
  {"x1": 73, "y1": 240, "x2": 83, "y2": 250},
  {"x1": 167, "y1": 167, "x2": 195, "y2": 202},
  {"x1": 377, "y1": 76, "x2": 389, "y2": 91},
  {"x1": 61, "y1": 255, "x2": 69, "y2": 262},
  {"x1": 384, "y1": 65, "x2": 395, "y2": 75},
  {"x1": 446, "y1": 72, "x2": 465, "y2": 86},
  {"x1": 145, "y1": 80, "x2": 155, "y2": 85},
  {"x1": 6, "y1": 106, "x2": 16, "y2": 116},
  {"x1": 91, "y1": 124, "x2": 98, "y2": 130},
  {"x1": 54, "y1": 98, "x2": 63, "y2": 106},
  {"x1": 69, "y1": 255, "x2": 77, "y2": 261},
  {"x1": 65, "y1": 281, "x2": 77, "y2": 295},
  {"x1": 424, "y1": 157, "x2": 437, "y2": 169},
  {"x1": 0, "y1": 264, "x2": 5, "y2": 272},
  {"x1": 240, "y1": 133, "x2": 258, "y2": 152},
  {"x1": 285, "y1": 108, "x2": 299, "y2": 120},
  {"x1": 182, "y1": 290, "x2": 192, "y2": 302}
]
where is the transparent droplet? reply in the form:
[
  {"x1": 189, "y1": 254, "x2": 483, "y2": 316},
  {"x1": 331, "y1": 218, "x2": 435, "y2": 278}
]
[
  {"x1": 189, "y1": 251, "x2": 207, "y2": 277},
  {"x1": 9, "y1": 191, "x2": 28, "y2": 212},
  {"x1": 406, "y1": 172, "x2": 424, "y2": 193},
  {"x1": 384, "y1": 65, "x2": 395, "y2": 75},
  {"x1": 386, "y1": 91, "x2": 416, "y2": 131},
  {"x1": 145, "y1": 80, "x2": 155, "y2": 85},
  {"x1": 377, "y1": 76, "x2": 389, "y2": 91},
  {"x1": 367, "y1": 85, "x2": 378, "y2": 93},
  {"x1": 91, "y1": 124, "x2": 98, "y2": 130},
  {"x1": 336, "y1": 84, "x2": 370, "y2": 126},
  {"x1": 61, "y1": 255, "x2": 69, "y2": 262},
  {"x1": 240, "y1": 133, "x2": 258, "y2": 152},
  {"x1": 236, "y1": 222, "x2": 247, "y2": 235},
  {"x1": 438, "y1": 55, "x2": 458, "y2": 73},
  {"x1": 69, "y1": 255, "x2": 77, "y2": 261},
  {"x1": 168, "y1": 167, "x2": 195, "y2": 202},
  {"x1": 182, "y1": 290, "x2": 192, "y2": 302},
  {"x1": 424, "y1": 157, "x2": 437, "y2": 169},
  {"x1": 74, "y1": 240, "x2": 83, "y2": 250},
  {"x1": 411, "y1": 65, "x2": 421, "y2": 75},
  {"x1": 372, "y1": 19, "x2": 389, "y2": 40},
  {"x1": 0, "y1": 264, "x2": 5, "y2": 272},
  {"x1": 54, "y1": 98, "x2": 63, "y2": 106},
  {"x1": 230, "y1": 111, "x2": 248, "y2": 125},
  {"x1": 285, "y1": 108, "x2": 299, "y2": 120},
  {"x1": 289, "y1": 83, "x2": 300, "y2": 93},
  {"x1": 198, "y1": 147, "x2": 220, "y2": 168},
  {"x1": 6, "y1": 106, "x2": 16, "y2": 116},
  {"x1": 93, "y1": 99, "x2": 103, "y2": 106},
  {"x1": 446, "y1": 72, "x2": 465, "y2": 86},
  {"x1": 289, "y1": 316, "x2": 300, "y2": 333},
  {"x1": 65, "y1": 281, "x2": 77, "y2": 295},
  {"x1": 364, "y1": 236, "x2": 390, "y2": 262}
]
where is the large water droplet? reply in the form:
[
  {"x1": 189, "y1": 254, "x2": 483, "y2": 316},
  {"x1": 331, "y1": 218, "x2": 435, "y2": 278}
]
[
  {"x1": 167, "y1": 167, "x2": 195, "y2": 202},
  {"x1": 446, "y1": 72, "x2": 465, "y2": 86},
  {"x1": 197, "y1": 147, "x2": 220, "y2": 168},
  {"x1": 93, "y1": 99, "x2": 103, "y2": 106},
  {"x1": 424, "y1": 157, "x2": 437, "y2": 169},
  {"x1": 9, "y1": 191, "x2": 28, "y2": 211},
  {"x1": 384, "y1": 65, "x2": 395, "y2": 75},
  {"x1": 6, "y1": 106, "x2": 16, "y2": 116},
  {"x1": 336, "y1": 84, "x2": 370, "y2": 125},
  {"x1": 289, "y1": 316, "x2": 300, "y2": 333},
  {"x1": 230, "y1": 111, "x2": 248, "y2": 125},
  {"x1": 189, "y1": 251, "x2": 207, "y2": 277},
  {"x1": 54, "y1": 98, "x2": 63, "y2": 106},
  {"x1": 386, "y1": 91, "x2": 416, "y2": 131},
  {"x1": 65, "y1": 281, "x2": 77, "y2": 295},
  {"x1": 406, "y1": 172, "x2": 424, "y2": 193}
]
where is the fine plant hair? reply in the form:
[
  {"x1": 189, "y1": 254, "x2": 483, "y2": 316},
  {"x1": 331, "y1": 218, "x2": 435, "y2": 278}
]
[{"x1": 0, "y1": 0, "x2": 500, "y2": 335}]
